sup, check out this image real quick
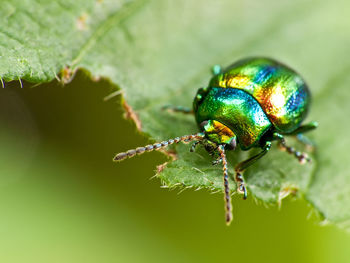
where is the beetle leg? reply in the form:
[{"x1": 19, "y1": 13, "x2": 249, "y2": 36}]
[
  {"x1": 288, "y1": 121, "x2": 318, "y2": 135},
  {"x1": 234, "y1": 141, "x2": 272, "y2": 199},
  {"x1": 290, "y1": 122, "x2": 318, "y2": 150},
  {"x1": 273, "y1": 133, "x2": 311, "y2": 164},
  {"x1": 295, "y1": 134, "x2": 315, "y2": 150},
  {"x1": 292, "y1": 122, "x2": 317, "y2": 148},
  {"x1": 217, "y1": 145, "x2": 233, "y2": 225},
  {"x1": 161, "y1": 105, "x2": 193, "y2": 114},
  {"x1": 235, "y1": 172, "x2": 247, "y2": 199}
]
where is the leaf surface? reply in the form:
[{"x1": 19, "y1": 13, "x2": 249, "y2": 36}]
[{"x1": 1, "y1": 0, "x2": 350, "y2": 229}]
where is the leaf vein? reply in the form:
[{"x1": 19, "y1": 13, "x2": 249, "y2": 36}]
[{"x1": 70, "y1": 0, "x2": 147, "y2": 68}]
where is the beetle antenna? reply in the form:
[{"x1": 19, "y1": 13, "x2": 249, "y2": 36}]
[
  {"x1": 217, "y1": 145, "x2": 232, "y2": 225},
  {"x1": 114, "y1": 132, "x2": 205, "y2": 162}
]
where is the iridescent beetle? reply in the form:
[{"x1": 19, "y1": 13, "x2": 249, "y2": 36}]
[{"x1": 114, "y1": 57, "x2": 317, "y2": 224}]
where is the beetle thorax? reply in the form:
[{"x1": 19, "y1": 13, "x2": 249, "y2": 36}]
[{"x1": 193, "y1": 86, "x2": 272, "y2": 150}]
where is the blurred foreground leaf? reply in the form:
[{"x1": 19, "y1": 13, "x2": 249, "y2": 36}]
[{"x1": 1, "y1": 0, "x2": 350, "y2": 229}]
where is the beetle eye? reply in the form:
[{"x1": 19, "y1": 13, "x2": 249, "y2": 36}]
[
  {"x1": 227, "y1": 137, "x2": 237, "y2": 150},
  {"x1": 200, "y1": 120, "x2": 208, "y2": 128}
]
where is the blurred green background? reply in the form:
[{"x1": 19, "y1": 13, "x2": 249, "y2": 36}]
[{"x1": 0, "y1": 72, "x2": 348, "y2": 263}]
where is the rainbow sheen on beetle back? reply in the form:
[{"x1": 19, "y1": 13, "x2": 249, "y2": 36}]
[{"x1": 208, "y1": 57, "x2": 310, "y2": 133}]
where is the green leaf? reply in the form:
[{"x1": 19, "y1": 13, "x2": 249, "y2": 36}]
[{"x1": 1, "y1": 0, "x2": 350, "y2": 229}]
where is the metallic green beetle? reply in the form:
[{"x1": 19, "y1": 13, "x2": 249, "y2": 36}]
[{"x1": 114, "y1": 57, "x2": 317, "y2": 225}]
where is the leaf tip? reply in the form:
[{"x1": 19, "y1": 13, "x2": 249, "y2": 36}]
[
  {"x1": 122, "y1": 100, "x2": 142, "y2": 131},
  {"x1": 278, "y1": 184, "x2": 299, "y2": 207},
  {"x1": 156, "y1": 162, "x2": 168, "y2": 174},
  {"x1": 58, "y1": 66, "x2": 77, "y2": 84}
]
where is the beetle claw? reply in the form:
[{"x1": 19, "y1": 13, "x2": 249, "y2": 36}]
[
  {"x1": 237, "y1": 184, "x2": 247, "y2": 200},
  {"x1": 212, "y1": 157, "x2": 223, "y2": 165},
  {"x1": 190, "y1": 141, "x2": 201, "y2": 152}
]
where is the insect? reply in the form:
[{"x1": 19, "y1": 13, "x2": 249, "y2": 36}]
[{"x1": 114, "y1": 57, "x2": 317, "y2": 225}]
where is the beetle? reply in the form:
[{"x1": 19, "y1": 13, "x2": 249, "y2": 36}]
[{"x1": 114, "y1": 57, "x2": 317, "y2": 225}]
